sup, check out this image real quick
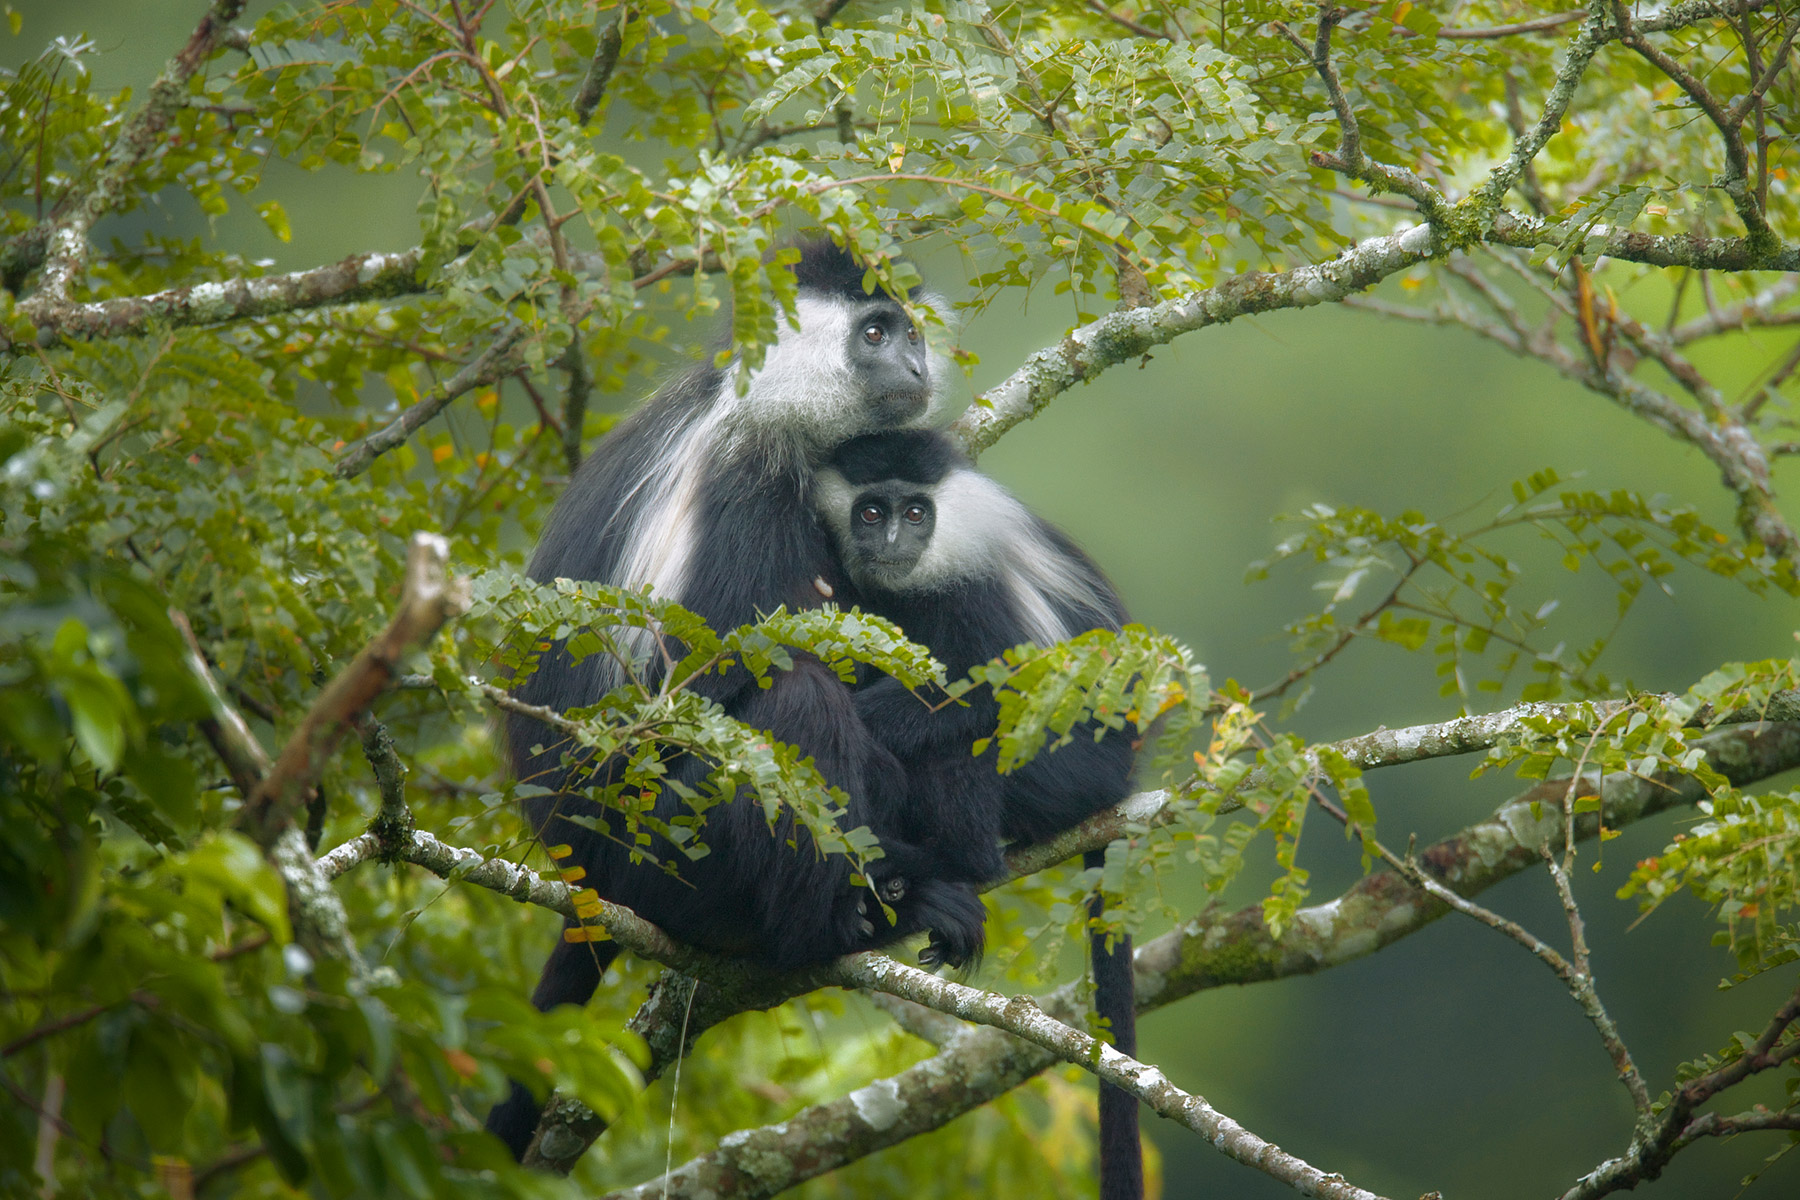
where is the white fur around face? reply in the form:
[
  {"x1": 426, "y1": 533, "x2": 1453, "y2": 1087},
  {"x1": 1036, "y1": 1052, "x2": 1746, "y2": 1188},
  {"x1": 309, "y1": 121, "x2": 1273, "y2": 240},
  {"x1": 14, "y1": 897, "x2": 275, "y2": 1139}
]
[
  {"x1": 738, "y1": 296, "x2": 858, "y2": 437},
  {"x1": 826, "y1": 464, "x2": 1112, "y2": 648},
  {"x1": 729, "y1": 295, "x2": 952, "y2": 447},
  {"x1": 812, "y1": 467, "x2": 859, "y2": 549},
  {"x1": 910, "y1": 470, "x2": 1070, "y2": 645}
]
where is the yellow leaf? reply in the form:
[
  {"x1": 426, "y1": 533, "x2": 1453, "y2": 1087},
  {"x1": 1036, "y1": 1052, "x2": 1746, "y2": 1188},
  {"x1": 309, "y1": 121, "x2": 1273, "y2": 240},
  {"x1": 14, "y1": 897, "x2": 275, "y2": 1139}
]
[{"x1": 432, "y1": 443, "x2": 454, "y2": 464}]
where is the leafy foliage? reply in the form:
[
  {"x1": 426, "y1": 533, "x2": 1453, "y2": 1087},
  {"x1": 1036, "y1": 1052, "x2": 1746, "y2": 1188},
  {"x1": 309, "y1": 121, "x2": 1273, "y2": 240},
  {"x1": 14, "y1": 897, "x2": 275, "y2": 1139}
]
[
  {"x1": 5, "y1": 0, "x2": 1800, "y2": 1197},
  {"x1": 468, "y1": 570, "x2": 949, "y2": 872},
  {"x1": 1620, "y1": 656, "x2": 1800, "y2": 969},
  {"x1": 1252, "y1": 469, "x2": 1794, "y2": 707}
]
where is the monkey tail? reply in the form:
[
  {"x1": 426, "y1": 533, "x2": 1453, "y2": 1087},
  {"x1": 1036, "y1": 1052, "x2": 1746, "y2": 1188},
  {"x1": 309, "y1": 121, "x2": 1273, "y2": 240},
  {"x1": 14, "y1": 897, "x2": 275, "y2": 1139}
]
[
  {"x1": 485, "y1": 927, "x2": 623, "y2": 1160},
  {"x1": 1085, "y1": 847, "x2": 1143, "y2": 1200}
]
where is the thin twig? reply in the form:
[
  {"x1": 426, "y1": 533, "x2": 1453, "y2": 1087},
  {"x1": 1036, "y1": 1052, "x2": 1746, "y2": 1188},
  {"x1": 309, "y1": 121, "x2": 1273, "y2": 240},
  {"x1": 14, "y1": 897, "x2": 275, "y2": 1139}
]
[
  {"x1": 1086, "y1": 1, "x2": 1172, "y2": 40},
  {"x1": 1439, "y1": 10, "x2": 1587, "y2": 38},
  {"x1": 1559, "y1": 979, "x2": 1800, "y2": 1199},
  {"x1": 1611, "y1": 0, "x2": 1770, "y2": 238},
  {"x1": 332, "y1": 323, "x2": 531, "y2": 480},
  {"x1": 238, "y1": 534, "x2": 470, "y2": 847},
  {"x1": 170, "y1": 609, "x2": 273, "y2": 798}
]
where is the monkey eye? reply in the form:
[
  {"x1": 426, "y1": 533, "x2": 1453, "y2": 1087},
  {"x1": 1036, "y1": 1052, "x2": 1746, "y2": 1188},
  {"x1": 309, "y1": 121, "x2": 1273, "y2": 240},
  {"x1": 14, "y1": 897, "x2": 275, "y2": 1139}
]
[
  {"x1": 863, "y1": 324, "x2": 885, "y2": 345},
  {"x1": 857, "y1": 503, "x2": 886, "y2": 525},
  {"x1": 905, "y1": 325, "x2": 919, "y2": 344},
  {"x1": 903, "y1": 505, "x2": 927, "y2": 524}
]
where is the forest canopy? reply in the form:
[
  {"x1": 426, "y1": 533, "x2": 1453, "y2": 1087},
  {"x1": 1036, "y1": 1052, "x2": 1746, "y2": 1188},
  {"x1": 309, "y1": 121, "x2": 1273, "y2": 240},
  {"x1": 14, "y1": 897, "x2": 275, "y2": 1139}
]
[{"x1": 3, "y1": 2, "x2": 1800, "y2": 1199}]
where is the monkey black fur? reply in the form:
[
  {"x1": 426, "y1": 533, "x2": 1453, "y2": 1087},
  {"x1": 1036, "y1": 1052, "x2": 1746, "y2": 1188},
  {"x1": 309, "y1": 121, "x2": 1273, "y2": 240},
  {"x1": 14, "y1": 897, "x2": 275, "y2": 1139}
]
[
  {"x1": 486, "y1": 243, "x2": 986, "y2": 1159},
  {"x1": 816, "y1": 427, "x2": 1143, "y2": 1200}
]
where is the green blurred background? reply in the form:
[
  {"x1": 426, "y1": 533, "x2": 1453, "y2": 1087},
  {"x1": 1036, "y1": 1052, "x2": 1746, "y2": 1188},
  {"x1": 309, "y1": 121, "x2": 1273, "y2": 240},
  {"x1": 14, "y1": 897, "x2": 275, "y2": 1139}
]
[{"x1": 14, "y1": 3, "x2": 1799, "y2": 1196}]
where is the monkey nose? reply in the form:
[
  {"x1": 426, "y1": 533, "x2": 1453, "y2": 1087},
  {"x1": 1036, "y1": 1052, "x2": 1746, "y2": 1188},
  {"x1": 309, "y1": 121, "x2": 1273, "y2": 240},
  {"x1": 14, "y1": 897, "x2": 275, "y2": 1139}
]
[{"x1": 886, "y1": 524, "x2": 899, "y2": 544}]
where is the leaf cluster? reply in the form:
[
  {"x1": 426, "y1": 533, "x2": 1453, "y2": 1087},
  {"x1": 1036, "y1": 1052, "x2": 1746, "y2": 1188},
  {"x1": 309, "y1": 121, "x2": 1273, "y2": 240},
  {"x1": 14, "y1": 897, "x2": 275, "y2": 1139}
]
[{"x1": 1253, "y1": 468, "x2": 1794, "y2": 707}]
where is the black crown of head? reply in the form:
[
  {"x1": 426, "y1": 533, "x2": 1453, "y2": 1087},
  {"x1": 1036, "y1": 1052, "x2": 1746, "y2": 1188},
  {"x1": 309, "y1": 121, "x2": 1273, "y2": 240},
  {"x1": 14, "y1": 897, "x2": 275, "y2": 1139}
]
[
  {"x1": 785, "y1": 236, "x2": 924, "y2": 302},
  {"x1": 829, "y1": 429, "x2": 963, "y2": 487}
]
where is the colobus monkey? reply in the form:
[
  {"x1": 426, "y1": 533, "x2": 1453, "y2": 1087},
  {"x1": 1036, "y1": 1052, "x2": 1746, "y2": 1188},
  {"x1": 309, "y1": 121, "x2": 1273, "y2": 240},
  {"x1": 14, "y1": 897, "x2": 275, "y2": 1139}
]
[
  {"x1": 487, "y1": 243, "x2": 987, "y2": 1159},
  {"x1": 816, "y1": 428, "x2": 1144, "y2": 1200}
]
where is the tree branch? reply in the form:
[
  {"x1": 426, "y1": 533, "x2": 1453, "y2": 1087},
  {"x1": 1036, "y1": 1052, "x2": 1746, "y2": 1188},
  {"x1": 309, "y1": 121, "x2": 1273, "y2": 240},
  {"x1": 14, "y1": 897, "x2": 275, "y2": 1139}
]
[
  {"x1": 1277, "y1": 6, "x2": 1454, "y2": 224},
  {"x1": 1373, "y1": 817, "x2": 1652, "y2": 1113},
  {"x1": 1668, "y1": 274, "x2": 1800, "y2": 343},
  {"x1": 239, "y1": 534, "x2": 470, "y2": 846},
  {"x1": 1438, "y1": 11, "x2": 1588, "y2": 39},
  {"x1": 16, "y1": 0, "x2": 249, "y2": 313},
  {"x1": 1351, "y1": 248, "x2": 1798, "y2": 555},
  {"x1": 830, "y1": 954, "x2": 1394, "y2": 1200},
  {"x1": 170, "y1": 608, "x2": 273, "y2": 799},
  {"x1": 1085, "y1": 1, "x2": 1173, "y2": 40},
  {"x1": 1558, "y1": 977, "x2": 1800, "y2": 1199},
  {"x1": 1611, "y1": 0, "x2": 1771, "y2": 239},
  {"x1": 1468, "y1": 0, "x2": 1612, "y2": 215},
  {"x1": 557, "y1": 341, "x2": 592, "y2": 472},
  {"x1": 331, "y1": 324, "x2": 531, "y2": 479},
  {"x1": 26, "y1": 248, "x2": 431, "y2": 344},
  {"x1": 949, "y1": 222, "x2": 1439, "y2": 454},
  {"x1": 949, "y1": 212, "x2": 1800, "y2": 456},
  {"x1": 353, "y1": 713, "x2": 414, "y2": 858},
  {"x1": 600, "y1": 721, "x2": 1800, "y2": 1199}
]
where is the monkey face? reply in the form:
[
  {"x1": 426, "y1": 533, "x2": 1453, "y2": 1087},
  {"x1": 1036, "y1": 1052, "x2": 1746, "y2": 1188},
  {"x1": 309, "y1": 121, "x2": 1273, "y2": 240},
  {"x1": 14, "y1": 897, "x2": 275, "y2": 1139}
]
[
  {"x1": 844, "y1": 483, "x2": 936, "y2": 589},
  {"x1": 845, "y1": 301, "x2": 931, "y2": 426},
  {"x1": 737, "y1": 295, "x2": 939, "y2": 441}
]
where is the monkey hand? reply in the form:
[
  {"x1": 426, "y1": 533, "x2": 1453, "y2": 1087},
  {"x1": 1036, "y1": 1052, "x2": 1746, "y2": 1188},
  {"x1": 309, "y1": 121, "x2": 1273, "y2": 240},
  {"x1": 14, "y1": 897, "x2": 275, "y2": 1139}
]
[{"x1": 909, "y1": 879, "x2": 986, "y2": 970}]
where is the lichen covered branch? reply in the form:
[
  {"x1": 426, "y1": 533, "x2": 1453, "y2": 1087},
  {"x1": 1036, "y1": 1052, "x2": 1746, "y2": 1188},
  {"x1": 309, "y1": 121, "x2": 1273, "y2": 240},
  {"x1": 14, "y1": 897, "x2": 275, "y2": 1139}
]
[
  {"x1": 952, "y1": 222, "x2": 1440, "y2": 454},
  {"x1": 28, "y1": 249, "x2": 430, "y2": 344},
  {"x1": 603, "y1": 721, "x2": 1800, "y2": 1199},
  {"x1": 949, "y1": 213, "x2": 1799, "y2": 456},
  {"x1": 831, "y1": 955, "x2": 1394, "y2": 1200},
  {"x1": 19, "y1": 0, "x2": 249, "y2": 312}
]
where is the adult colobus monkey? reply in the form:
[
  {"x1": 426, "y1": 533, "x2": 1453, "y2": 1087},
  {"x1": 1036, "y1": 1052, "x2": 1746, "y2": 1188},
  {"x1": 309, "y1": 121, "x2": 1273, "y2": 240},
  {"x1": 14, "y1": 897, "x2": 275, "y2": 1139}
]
[
  {"x1": 816, "y1": 428, "x2": 1143, "y2": 1200},
  {"x1": 487, "y1": 243, "x2": 986, "y2": 1159}
]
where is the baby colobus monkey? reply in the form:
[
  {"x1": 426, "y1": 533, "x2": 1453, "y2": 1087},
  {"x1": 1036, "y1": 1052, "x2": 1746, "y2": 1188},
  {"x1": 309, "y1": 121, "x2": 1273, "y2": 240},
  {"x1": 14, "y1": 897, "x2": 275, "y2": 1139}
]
[
  {"x1": 487, "y1": 243, "x2": 987, "y2": 1160},
  {"x1": 815, "y1": 428, "x2": 1144, "y2": 1200}
]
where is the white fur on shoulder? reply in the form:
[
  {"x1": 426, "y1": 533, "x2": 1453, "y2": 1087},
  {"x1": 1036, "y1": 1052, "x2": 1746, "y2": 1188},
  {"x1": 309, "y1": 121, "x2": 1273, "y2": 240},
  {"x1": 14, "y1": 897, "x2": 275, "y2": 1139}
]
[{"x1": 911, "y1": 468, "x2": 1109, "y2": 647}]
